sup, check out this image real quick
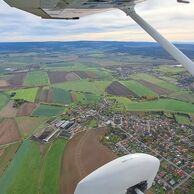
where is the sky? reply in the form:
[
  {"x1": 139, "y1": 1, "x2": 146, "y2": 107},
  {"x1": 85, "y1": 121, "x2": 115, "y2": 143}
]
[{"x1": 0, "y1": 0, "x2": 194, "y2": 42}]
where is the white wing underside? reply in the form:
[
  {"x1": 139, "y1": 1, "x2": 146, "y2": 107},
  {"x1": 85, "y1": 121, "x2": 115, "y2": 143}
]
[{"x1": 4, "y1": 0, "x2": 145, "y2": 19}]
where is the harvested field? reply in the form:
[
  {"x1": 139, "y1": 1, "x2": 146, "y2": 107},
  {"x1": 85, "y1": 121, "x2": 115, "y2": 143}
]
[
  {"x1": 39, "y1": 89, "x2": 53, "y2": 103},
  {"x1": 138, "y1": 80, "x2": 172, "y2": 95},
  {"x1": 60, "y1": 128, "x2": 117, "y2": 194},
  {"x1": 65, "y1": 72, "x2": 80, "y2": 81},
  {"x1": 7, "y1": 73, "x2": 27, "y2": 87},
  {"x1": 85, "y1": 71, "x2": 98, "y2": 79},
  {"x1": 16, "y1": 117, "x2": 47, "y2": 138},
  {"x1": 16, "y1": 102, "x2": 37, "y2": 116},
  {"x1": 0, "y1": 119, "x2": 21, "y2": 145},
  {"x1": 48, "y1": 71, "x2": 68, "y2": 84},
  {"x1": 72, "y1": 71, "x2": 89, "y2": 79},
  {"x1": 106, "y1": 81, "x2": 137, "y2": 97},
  {"x1": 0, "y1": 101, "x2": 17, "y2": 118},
  {"x1": 0, "y1": 80, "x2": 9, "y2": 87}
]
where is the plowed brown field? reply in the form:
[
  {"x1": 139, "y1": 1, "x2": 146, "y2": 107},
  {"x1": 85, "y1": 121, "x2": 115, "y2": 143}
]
[
  {"x1": 106, "y1": 81, "x2": 138, "y2": 97},
  {"x1": 16, "y1": 102, "x2": 37, "y2": 116},
  {"x1": 60, "y1": 128, "x2": 117, "y2": 194},
  {"x1": 0, "y1": 119, "x2": 21, "y2": 145},
  {"x1": 7, "y1": 72, "x2": 27, "y2": 87},
  {"x1": 0, "y1": 101, "x2": 17, "y2": 118}
]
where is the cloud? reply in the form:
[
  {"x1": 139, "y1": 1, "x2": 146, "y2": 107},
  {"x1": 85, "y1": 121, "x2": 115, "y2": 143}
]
[{"x1": 0, "y1": 0, "x2": 194, "y2": 42}]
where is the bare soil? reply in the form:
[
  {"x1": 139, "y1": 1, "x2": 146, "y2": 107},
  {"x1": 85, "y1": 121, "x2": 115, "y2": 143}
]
[
  {"x1": 65, "y1": 72, "x2": 80, "y2": 81},
  {"x1": 0, "y1": 101, "x2": 17, "y2": 118},
  {"x1": 138, "y1": 80, "x2": 172, "y2": 95},
  {"x1": 60, "y1": 128, "x2": 117, "y2": 194},
  {"x1": 72, "y1": 71, "x2": 89, "y2": 79},
  {"x1": 48, "y1": 71, "x2": 68, "y2": 84},
  {"x1": 16, "y1": 102, "x2": 37, "y2": 116},
  {"x1": 7, "y1": 72, "x2": 27, "y2": 87},
  {"x1": 106, "y1": 81, "x2": 138, "y2": 97},
  {"x1": 0, "y1": 119, "x2": 21, "y2": 145},
  {"x1": 0, "y1": 80, "x2": 9, "y2": 87}
]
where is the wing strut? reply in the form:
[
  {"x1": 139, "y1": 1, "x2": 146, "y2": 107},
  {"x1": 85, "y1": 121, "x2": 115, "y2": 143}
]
[{"x1": 123, "y1": 7, "x2": 194, "y2": 76}]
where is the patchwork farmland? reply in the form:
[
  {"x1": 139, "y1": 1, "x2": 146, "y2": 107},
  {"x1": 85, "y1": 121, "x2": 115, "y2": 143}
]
[
  {"x1": 16, "y1": 102, "x2": 37, "y2": 116},
  {"x1": 7, "y1": 72, "x2": 27, "y2": 87}
]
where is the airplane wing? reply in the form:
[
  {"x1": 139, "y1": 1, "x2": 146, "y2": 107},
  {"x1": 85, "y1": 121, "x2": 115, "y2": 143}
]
[{"x1": 4, "y1": 0, "x2": 145, "y2": 19}]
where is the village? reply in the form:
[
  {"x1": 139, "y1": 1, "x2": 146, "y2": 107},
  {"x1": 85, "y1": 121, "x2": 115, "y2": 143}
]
[{"x1": 30, "y1": 97, "x2": 194, "y2": 193}]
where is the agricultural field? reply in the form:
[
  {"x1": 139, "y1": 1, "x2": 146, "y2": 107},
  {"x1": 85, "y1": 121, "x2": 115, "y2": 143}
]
[
  {"x1": 0, "y1": 143, "x2": 21, "y2": 177},
  {"x1": 55, "y1": 80, "x2": 111, "y2": 95},
  {"x1": 24, "y1": 71, "x2": 49, "y2": 86},
  {"x1": 121, "y1": 80, "x2": 157, "y2": 96},
  {"x1": 0, "y1": 140, "x2": 42, "y2": 194},
  {"x1": 40, "y1": 139, "x2": 67, "y2": 194},
  {"x1": 174, "y1": 114, "x2": 192, "y2": 125},
  {"x1": 0, "y1": 139, "x2": 67, "y2": 194},
  {"x1": 72, "y1": 91, "x2": 101, "y2": 105},
  {"x1": 52, "y1": 88, "x2": 72, "y2": 104},
  {"x1": 0, "y1": 119, "x2": 21, "y2": 145},
  {"x1": 32, "y1": 104, "x2": 65, "y2": 117},
  {"x1": 7, "y1": 72, "x2": 27, "y2": 87},
  {"x1": 0, "y1": 101, "x2": 17, "y2": 118},
  {"x1": 155, "y1": 65, "x2": 185, "y2": 74},
  {"x1": 16, "y1": 102, "x2": 37, "y2": 116},
  {"x1": 8, "y1": 87, "x2": 38, "y2": 102},
  {"x1": 16, "y1": 117, "x2": 48, "y2": 138},
  {"x1": 111, "y1": 97, "x2": 194, "y2": 114},
  {"x1": 106, "y1": 81, "x2": 137, "y2": 98},
  {"x1": 130, "y1": 73, "x2": 181, "y2": 92},
  {"x1": 0, "y1": 93, "x2": 9, "y2": 110}
]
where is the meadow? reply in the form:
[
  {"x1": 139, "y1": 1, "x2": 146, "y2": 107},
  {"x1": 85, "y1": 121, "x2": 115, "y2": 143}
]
[
  {"x1": 24, "y1": 71, "x2": 49, "y2": 86},
  {"x1": 32, "y1": 104, "x2": 65, "y2": 117},
  {"x1": 52, "y1": 88, "x2": 72, "y2": 104},
  {"x1": 113, "y1": 97, "x2": 194, "y2": 114},
  {"x1": 130, "y1": 73, "x2": 181, "y2": 92},
  {"x1": 55, "y1": 80, "x2": 111, "y2": 95},
  {"x1": 121, "y1": 80, "x2": 157, "y2": 96},
  {"x1": 0, "y1": 93, "x2": 9, "y2": 110},
  {"x1": 8, "y1": 88, "x2": 38, "y2": 102},
  {"x1": 174, "y1": 114, "x2": 192, "y2": 125}
]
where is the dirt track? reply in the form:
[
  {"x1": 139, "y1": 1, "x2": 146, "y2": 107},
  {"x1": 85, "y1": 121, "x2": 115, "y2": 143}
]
[{"x1": 60, "y1": 128, "x2": 117, "y2": 194}]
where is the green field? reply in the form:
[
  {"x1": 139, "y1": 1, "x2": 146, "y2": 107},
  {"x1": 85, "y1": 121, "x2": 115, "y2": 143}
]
[
  {"x1": 175, "y1": 114, "x2": 192, "y2": 125},
  {"x1": 130, "y1": 73, "x2": 181, "y2": 92},
  {"x1": 155, "y1": 65, "x2": 185, "y2": 74},
  {"x1": 0, "y1": 139, "x2": 67, "y2": 194},
  {"x1": 52, "y1": 88, "x2": 72, "y2": 104},
  {"x1": 32, "y1": 104, "x2": 64, "y2": 116},
  {"x1": 0, "y1": 140, "x2": 41, "y2": 194},
  {"x1": 8, "y1": 88, "x2": 38, "y2": 102},
  {"x1": 112, "y1": 97, "x2": 194, "y2": 114},
  {"x1": 73, "y1": 92, "x2": 101, "y2": 105},
  {"x1": 0, "y1": 143, "x2": 21, "y2": 177},
  {"x1": 55, "y1": 80, "x2": 111, "y2": 95},
  {"x1": 121, "y1": 80, "x2": 157, "y2": 96},
  {"x1": 0, "y1": 93, "x2": 9, "y2": 110},
  {"x1": 40, "y1": 139, "x2": 67, "y2": 194},
  {"x1": 24, "y1": 71, "x2": 49, "y2": 86}
]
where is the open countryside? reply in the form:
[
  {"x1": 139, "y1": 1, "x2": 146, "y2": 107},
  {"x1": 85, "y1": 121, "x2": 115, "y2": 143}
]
[{"x1": 0, "y1": 41, "x2": 193, "y2": 194}]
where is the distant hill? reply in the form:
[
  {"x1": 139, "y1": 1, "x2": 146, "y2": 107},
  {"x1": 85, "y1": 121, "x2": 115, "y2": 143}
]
[{"x1": 0, "y1": 41, "x2": 193, "y2": 60}]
